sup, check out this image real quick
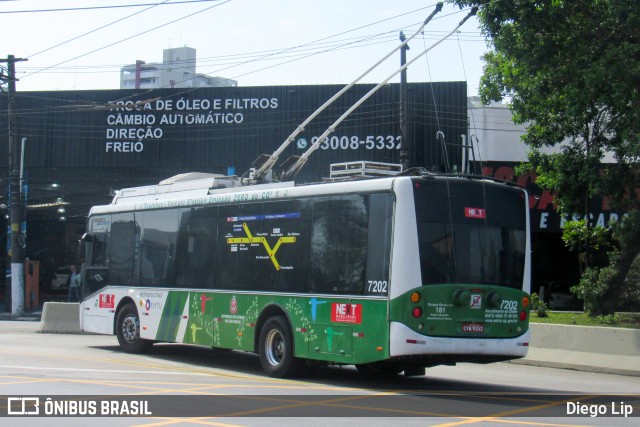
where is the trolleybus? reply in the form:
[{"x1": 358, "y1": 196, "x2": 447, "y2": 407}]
[
  {"x1": 79, "y1": 168, "x2": 531, "y2": 377},
  {"x1": 79, "y1": 3, "x2": 528, "y2": 377}
]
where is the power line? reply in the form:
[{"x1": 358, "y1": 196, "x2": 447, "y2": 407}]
[
  {"x1": 0, "y1": 0, "x2": 226, "y2": 14},
  {"x1": 27, "y1": 0, "x2": 172, "y2": 59},
  {"x1": 110, "y1": 3, "x2": 461, "y2": 103},
  {"x1": 18, "y1": 29, "x2": 483, "y2": 75},
  {"x1": 20, "y1": 0, "x2": 232, "y2": 81}
]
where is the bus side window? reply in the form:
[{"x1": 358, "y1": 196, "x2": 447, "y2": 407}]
[
  {"x1": 309, "y1": 195, "x2": 367, "y2": 295},
  {"x1": 365, "y1": 193, "x2": 393, "y2": 295},
  {"x1": 108, "y1": 213, "x2": 139, "y2": 285},
  {"x1": 259, "y1": 199, "x2": 311, "y2": 292},
  {"x1": 139, "y1": 209, "x2": 182, "y2": 287},
  {"x1": 216, "y1": 203, "x2": 263, "y2": 290},
  {"x1": 175, "y1": 206, "x2": 218, "y2": 289}
]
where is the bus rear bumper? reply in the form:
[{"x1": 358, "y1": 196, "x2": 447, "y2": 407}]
[{"x1": 389, "y1": 321, "x2": 530, "y2": 359}]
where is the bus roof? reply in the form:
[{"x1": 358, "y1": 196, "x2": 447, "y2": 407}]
[{"x1": 89, "y1": 173, "x2": 519, "y2": 217}]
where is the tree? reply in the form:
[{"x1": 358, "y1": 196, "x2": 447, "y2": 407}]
[{"x1": 452, "y1": 0, "x2": 640, "y2": 314}]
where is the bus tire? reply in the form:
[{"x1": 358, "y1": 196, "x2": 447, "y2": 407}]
[
  {"x1": 116, "y1": 303, "x2": 153, "y2": 354},
  {"x1": 259, "y1": 316, "x2": 304, "y2": 378}
]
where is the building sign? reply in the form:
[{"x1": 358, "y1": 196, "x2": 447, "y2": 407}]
[
  {"x1": 1, "y1": 83, "x2": 467, "y2": 183},
  {"x1": 105, "y1": 97, "x2": 279, "y2": 153},
  {"x1": 481, "y1": 162, "x2": 625, "y2": 233}
]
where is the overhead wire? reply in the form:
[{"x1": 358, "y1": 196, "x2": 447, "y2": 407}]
[
  {"x1": 20, "y1": 0, "x2": 232, "y2": 81},
  {"x1": 3, "y1": 2, "x2": 483, "y2": 130},
  {"x1": 27, "y1": 0, "x2": 172, "y2": 59},
  {"x1": 107, "y1": 5, "x2": 475, "y2": 108},
  {"x1": 17, "y1": 2, "x2": 435, "y2": 82},
  {"x1": 0, "y1": 0, "x2": 225, "y2": 14},
  {"x1": 104, "y1": 3, "x2": 446, "y2": 105},
  {"x1": 16, "y1": 30, "x2": 483, "y2": 76},
  {"x1": 12, "y1": 2, "x2": 481, "y2": 98}
]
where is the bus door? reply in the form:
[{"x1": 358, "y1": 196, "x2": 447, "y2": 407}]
[
  {"x1": 82, "y1": 232, "x2": 109, "y2": 297},
  {"x1": 82, "y1": 215, "x2": 112, "y2": 298}
]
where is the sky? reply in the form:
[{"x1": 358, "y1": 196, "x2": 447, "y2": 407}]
[{"x1": 1, "y1": 0, "x2": 489, "y2": 95}]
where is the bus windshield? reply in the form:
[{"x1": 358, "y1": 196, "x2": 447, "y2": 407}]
[{"x1": 414, "y1": 178, "x2": 526, "y2": 289}]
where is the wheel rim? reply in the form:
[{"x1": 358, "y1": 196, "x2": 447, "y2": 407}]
[
  {"x1": 121, "y1": 314, "x2": 139, "y2": 344},
  {"x1": 264, "y1": 328, "x2": 285, "y2": 367}
]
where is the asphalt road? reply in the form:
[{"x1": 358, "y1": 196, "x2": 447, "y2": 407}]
[{"x1": 0, "y1": 321, "x2": 638, "y2": 426}]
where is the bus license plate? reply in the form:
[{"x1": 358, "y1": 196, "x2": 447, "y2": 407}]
[{"x1": 462, "y1": 323, "x2": 484, "y2": 333}]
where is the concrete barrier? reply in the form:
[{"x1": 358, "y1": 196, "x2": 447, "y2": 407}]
[
  {"x1": 512, "y1": 323, "x2": 640, "y2": 376},
  {"x1": 37, "y1": 302, "x2": 84, "y2": 334}
]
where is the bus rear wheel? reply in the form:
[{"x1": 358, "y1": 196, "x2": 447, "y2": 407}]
[
  {"x1": 259, "y1": 316, "x2": 304, "y2": 378},
  {"x1": 116, "y1": 303, "x2": 153, "y2": 354}
]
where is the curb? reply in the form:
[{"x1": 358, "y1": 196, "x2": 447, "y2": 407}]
[{"x1": 510, "y1": 323, "x2": 640, "y2": 377}]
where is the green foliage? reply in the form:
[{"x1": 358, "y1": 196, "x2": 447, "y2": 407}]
[
  {"x1": 596, "y1": 314, "x2": 619, "y2": 326},
  {"x1": 530, "y1": 311, "x2": 640, "y2": 328},
  {"x1": 562, "y1": 219, "x2": 610, "y2": 253},
  {"x1": 621, "y1": 253, "x2": 640, "y2": 311},
  {"x1": 452, "y1": 0, "x2": 640, "y2": 314},
  {"x1": 530, "y1": 293, "x2": 548, "y2": 318},
  {"x1": 451, "y1": 0, "x2": 640, "y2": 212},
  {"x1": 572, "y1": 264, "x2": 616, "y2": 316}
]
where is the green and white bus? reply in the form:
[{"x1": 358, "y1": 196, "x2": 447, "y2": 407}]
[{"x1": 79, "y1": 169, "x2": 531, "y2": 377}]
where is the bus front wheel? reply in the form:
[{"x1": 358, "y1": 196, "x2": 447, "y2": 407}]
[
  {"x1": 116, "y1": 303, "x2": 153, "y2": 354},
  {"x1": 258, "y1": 316, "x2": 304, "y2": 378}
]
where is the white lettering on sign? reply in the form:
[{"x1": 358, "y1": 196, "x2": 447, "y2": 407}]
[
  {"x1": 331, "y1": 303, "x2": 362, "y2": 324},
  {"x1": 104, "y1": 97, "x2": 279, "y2": 154},
  {"x1": 312, "y1": 135, "x2": 402, "y2": 151},
  {"x1": 465, "y1": 207, "x2": 486, "y2": 219}
]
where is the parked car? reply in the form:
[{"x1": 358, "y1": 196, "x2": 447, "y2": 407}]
[
  {"x1": 537, "y1": 280, "x2": 583, "y2": 311},
  {"x1": 50, "y1": 265, "x2": 73, "y2": 290}
]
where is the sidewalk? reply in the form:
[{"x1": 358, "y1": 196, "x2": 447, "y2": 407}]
[
  {"x1": 512, "y1": 346, "x2": 640, "y2": 377},
  {"x1": 0, "y1": 310, "x2": 42, "y2": 322}
]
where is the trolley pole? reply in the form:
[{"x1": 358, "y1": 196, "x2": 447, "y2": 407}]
[
  {"x1": 398, "y1": 31, "x2": 410, "y2": 170},
  {"x1": 2, "y1": 55, "x2": 27, "y2": 316}
]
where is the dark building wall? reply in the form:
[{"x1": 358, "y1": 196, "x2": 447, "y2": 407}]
[{"x1": 1, "y1": 83, "x2": 467, "y2": 180}]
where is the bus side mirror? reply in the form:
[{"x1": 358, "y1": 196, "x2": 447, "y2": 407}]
[{"x1": 79, "y1": 233, "x2": 93, "y2": 264}]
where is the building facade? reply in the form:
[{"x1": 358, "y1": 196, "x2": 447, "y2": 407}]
[{"x1": 120, "y1": 47, "x2": 237, "y2": 89}]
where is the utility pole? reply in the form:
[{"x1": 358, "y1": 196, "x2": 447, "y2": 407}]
[
  {"x1": 1, "y1": 55, "x2": 27, "y2": 316},
  {"x1": 398, "y1": 31, "x2": 410, "y2": 170}
]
